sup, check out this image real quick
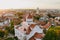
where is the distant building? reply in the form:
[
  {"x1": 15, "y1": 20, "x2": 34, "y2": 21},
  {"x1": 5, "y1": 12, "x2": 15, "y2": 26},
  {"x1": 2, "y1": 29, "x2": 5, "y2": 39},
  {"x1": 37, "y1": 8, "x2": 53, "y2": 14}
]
[
  {"x1": 55, "y1": 17, "x2": 60, "y2": 20},
  {"x1": 39, "y1": 16, "x2": 48, "y2": 22},
  {"x1": 0, "y1": 19, "x2": 10, "y2": 26},
  {"x1": 36, "y1": 8, "x2": 40, "y2": 14}
]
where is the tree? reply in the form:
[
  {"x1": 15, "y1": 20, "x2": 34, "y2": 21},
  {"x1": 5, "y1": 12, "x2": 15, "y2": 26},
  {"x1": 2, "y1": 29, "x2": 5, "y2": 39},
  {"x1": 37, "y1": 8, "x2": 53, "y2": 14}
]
[
  {"x1": 43, "y1": 28, "x2": 47, "y2": 34},
  {"x1": 15, "y1": 12, "x2": 24, "y2": 19},
  {"x1": 4, "y1": 30, "x2": 8, "y2": 38},
  {"x1": 47, "y1": 14, "x2": 56, "y2": 19},
  {"x1": 34, "y1": 14, "x2": 40, "y2": 20},
  {"x1": 14, "y1": 36, "x2": 18, "y2": 40},
  {"x1": 9, "y1": 21, "x2": 15, "y2": 35},
  {"x1": 43, "y1": 26, "x2": 60, "y2": 40},
  {"x1": 47, "y1": 14, "x2": 52, "y2": 18},
  {"x1": 43, "y1": 30, "x2": 56, "y2": 40},
  {"x1": 5, "y1": 37, "x2": 14, "y2": 40},
  {"x1": 0, "y1": 30, "x2": 5, "y2": 38}
]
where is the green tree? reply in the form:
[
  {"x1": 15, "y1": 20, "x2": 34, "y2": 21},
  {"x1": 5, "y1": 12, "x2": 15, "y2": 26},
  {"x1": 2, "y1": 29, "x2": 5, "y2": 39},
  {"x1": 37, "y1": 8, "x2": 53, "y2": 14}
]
[
  {"x1": 47, "y1": 14, "x2": 56, "y2": 19},
  {"x1": 43, "y1": 28, "x2": 47, "y2": 34},
  {"x1": 15, "y1": 12, "x2": 24, "y2": 19},
  {"x1": 43, "y1": 30, "x2": 56, "y2": 40},
  {"x1": 9, "y1": 21, "x2": 15, "y2": 35},
  {"x1": 0, "y1": 30, "x2": 5, "y2": 38},
  {"x1": 34, "y1": 15, "x2": 40, "y2": 20},
  {"x1": 43, "y1": 26, "x2": 60, "y2": 40},
  {"x1": 5, "y1": 37, "x2": 14, "y2": 40}
]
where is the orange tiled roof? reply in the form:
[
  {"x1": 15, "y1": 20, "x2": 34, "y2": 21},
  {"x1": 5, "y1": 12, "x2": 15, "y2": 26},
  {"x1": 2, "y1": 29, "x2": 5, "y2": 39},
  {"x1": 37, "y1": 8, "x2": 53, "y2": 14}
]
[
  {"x1": 29, "y1": 24, "x2": 36, "y2": 29},
  {"x1": 29, "y1": 32, "x2": 44, "y2": 40},
  {"x1": 26, "y1": 24, "x2": 36, "y2": 34},
  {"x1": 34, "y1": 32, "x2": 44, "y2": 39}
]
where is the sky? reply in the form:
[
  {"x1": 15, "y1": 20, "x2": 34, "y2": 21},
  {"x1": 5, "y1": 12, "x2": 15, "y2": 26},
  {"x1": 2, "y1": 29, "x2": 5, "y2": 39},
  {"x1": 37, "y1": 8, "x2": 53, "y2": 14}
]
[{"x1": 0, "y1": 0, "x2": 60, "y2": 9}]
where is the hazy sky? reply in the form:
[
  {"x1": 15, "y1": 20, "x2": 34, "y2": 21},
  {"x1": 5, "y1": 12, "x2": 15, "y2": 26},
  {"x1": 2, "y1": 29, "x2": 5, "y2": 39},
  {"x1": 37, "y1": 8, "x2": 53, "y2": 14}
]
[{"x1": 0, "y1": 0, "x2": 60, "y2": 9}]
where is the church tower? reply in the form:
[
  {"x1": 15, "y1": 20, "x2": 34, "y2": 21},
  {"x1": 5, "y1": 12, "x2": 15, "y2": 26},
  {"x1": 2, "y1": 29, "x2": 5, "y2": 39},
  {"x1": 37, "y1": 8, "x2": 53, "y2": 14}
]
[{"x1": 26, "y1": 13, "x2": 33, "y2": 24}]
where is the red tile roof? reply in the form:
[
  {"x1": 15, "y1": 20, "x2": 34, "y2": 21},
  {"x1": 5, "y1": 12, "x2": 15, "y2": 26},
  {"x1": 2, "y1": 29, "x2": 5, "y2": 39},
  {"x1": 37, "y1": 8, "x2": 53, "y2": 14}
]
[
  {"x1": 34, "y1": 32, "x2": 44, "y2": 39},
  {"x1": 29, "y1": 32, "x2": 44, "y2": 40},
  {"x1": 26, "y1": 24, "x2": 36, "y2": 34},
  {"x1": 29, "y1": 24, "x2": 36, "y2": 29}
]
